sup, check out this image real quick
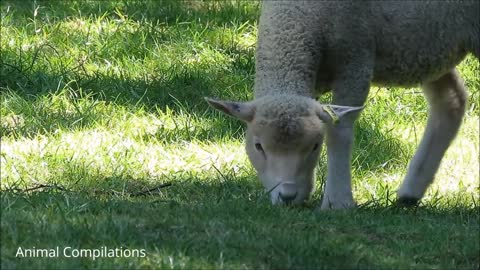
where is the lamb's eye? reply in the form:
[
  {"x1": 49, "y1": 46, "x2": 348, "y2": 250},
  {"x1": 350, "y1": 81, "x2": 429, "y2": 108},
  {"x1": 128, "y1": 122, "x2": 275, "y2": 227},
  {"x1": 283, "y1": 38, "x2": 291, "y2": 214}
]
[
  {"x1": 312, "y1": 143, "x2": 319, "y2": 152},
  {"x1": 255, "y1": 143, "x2": 264, "y2": 152}
]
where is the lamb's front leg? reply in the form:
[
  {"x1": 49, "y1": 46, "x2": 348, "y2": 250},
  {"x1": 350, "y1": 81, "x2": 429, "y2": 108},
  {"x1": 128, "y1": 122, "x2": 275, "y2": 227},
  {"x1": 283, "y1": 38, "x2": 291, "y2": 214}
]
[
  {"x1": 321, "y1": 123, "x2": 357, "y2": 209},
  {"x1": 319, "y1": 63, "x2": 371, "y2": 210}
]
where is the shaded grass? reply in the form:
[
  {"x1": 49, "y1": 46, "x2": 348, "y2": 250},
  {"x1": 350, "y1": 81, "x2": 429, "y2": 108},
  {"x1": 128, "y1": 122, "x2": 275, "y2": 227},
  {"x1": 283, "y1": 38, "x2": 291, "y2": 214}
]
[
  {"x1": 1, "y1": 0, "x2": 479, "y2": 269},
  {"x1": 2, "y1": 189, "x2": 478, "y2": 269}
]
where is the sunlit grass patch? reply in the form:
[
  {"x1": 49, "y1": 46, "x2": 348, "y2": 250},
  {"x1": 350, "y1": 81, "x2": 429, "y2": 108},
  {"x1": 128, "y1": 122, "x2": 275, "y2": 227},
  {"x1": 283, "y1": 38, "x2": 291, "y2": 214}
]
[
  {"x1": 432, "y1": 117, "x2": 479, "y2": 196},
  {"x1": 1, "y1": 125, "x2": 250, "y2": 189},
  {"x1": 352, "y1": 117, "x2": 479, "y2": 208}
]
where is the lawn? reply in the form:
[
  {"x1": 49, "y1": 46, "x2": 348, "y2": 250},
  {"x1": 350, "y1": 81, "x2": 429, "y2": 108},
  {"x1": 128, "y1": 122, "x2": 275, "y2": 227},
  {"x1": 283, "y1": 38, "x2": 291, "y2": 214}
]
[{"x1": 1, "y1": 1, "x2": 479, "y2": 269}]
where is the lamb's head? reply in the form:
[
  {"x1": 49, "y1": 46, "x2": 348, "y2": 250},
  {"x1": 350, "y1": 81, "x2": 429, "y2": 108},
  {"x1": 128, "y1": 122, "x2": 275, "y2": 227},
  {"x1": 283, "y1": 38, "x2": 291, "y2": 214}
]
[{"x1": 206, "y1": 95, "x2": 362, "y2": 205}]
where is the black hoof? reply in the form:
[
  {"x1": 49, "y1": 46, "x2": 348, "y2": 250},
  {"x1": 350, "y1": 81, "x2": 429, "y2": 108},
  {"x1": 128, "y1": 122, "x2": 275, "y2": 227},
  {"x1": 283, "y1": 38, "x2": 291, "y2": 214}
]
[{"x1": 396, "y1": 197, "x2": 419, "y2": 207}]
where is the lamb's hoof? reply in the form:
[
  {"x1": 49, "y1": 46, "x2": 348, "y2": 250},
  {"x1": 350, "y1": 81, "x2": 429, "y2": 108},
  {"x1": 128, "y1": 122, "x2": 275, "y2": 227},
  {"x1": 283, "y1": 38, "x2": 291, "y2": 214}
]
[{"x1": 396, "y1": 196, "x2": 420, "y2": 207}]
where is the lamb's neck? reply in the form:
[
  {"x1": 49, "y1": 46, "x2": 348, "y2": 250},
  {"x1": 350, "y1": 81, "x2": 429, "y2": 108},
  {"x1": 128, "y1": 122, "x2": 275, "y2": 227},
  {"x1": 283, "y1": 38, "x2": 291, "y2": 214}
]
[
  {"x1": 254, "y1": 88, "x2": 313, "y2": 100},
  {"x1": 253, "y1": 46, "x2": 317, "y2": 99},
  {"x1": 254, "y1": 79, "x2": 314, "y2": 99}
]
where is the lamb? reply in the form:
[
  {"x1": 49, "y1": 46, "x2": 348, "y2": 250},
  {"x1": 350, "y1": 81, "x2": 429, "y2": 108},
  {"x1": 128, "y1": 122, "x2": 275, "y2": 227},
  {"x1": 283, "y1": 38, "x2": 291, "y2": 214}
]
[{"x1": 206, "y1": 1, "x2": 479, "y2": 209}]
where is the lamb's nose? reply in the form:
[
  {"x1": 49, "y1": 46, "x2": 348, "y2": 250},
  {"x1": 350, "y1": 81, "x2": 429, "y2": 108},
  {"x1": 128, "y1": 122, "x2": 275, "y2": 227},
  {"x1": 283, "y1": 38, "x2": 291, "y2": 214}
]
[
  {"x1": 279, "y1": 192, "x2": 297, "y2": 203},
  {"x1": 278, "y1": 182, "x2": 298, "y2": 203}
]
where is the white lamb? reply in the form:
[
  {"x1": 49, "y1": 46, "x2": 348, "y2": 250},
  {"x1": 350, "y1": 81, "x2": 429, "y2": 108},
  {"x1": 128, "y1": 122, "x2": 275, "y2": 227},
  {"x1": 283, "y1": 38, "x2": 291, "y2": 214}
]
[{"x1": 206, "y1": 1, "x2": 479, "y2": 209}]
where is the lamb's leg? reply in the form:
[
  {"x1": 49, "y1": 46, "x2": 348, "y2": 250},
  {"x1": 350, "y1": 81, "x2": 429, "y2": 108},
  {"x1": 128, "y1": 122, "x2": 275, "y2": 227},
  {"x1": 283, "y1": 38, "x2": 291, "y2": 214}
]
[
  {"x1": 321, "y1": 123, "x2": 358, "y2": 209},
  {"x1": 398, "y1": 69, "x2": 467, "y2": 205},
  {"x1": 320, "y1": 66, "x2": 371, "y2": 210}
]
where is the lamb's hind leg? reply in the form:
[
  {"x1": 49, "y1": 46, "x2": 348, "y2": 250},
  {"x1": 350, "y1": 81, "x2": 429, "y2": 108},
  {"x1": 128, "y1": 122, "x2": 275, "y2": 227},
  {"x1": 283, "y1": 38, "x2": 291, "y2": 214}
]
[{"x1": 397, "y1": 69, "x2": 467, "y2": 205}]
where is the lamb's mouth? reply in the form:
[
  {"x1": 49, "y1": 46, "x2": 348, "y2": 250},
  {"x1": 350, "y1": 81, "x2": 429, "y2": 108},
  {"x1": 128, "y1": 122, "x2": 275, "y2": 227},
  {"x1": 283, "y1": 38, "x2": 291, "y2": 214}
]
[{"x1": 277, "y1": 191, "x2": 298, "y2": 204}]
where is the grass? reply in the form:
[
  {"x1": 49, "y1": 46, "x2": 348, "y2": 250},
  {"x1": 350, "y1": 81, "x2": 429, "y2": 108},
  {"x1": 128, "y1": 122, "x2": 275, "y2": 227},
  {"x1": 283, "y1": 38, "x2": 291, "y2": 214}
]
[{"x1": 1, "y1": 1, "x2": 479, "y2": 269}]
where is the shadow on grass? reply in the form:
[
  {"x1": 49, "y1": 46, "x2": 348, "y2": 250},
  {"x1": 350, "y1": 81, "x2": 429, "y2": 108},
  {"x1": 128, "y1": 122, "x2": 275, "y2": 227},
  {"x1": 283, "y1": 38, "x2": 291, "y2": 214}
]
[
  {"x1": 1, "y1": 147, "x2": 478, "y2": 268},
  {"x1": 2, "y1": 0, "x2": 260, "y2": 28},
  {"x1": 1, "y1": 179, "x2": 478, "y2": 269},
  {"x1": 353, "y1": 120, "x2": 409, "y2": 172},
  {"x1": 0, "y1": 43, "x2": 255, "y2": 109}
]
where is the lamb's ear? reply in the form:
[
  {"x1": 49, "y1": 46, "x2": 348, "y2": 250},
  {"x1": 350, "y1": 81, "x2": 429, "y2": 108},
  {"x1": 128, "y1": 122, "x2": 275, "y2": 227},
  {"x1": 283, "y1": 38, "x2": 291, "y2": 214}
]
[
  {"x1": 204, "y1": 97, "x2": 255, "y2": 122},
  {"x1": 316, "y1": 104, "x2": 364, "y2": 125}
]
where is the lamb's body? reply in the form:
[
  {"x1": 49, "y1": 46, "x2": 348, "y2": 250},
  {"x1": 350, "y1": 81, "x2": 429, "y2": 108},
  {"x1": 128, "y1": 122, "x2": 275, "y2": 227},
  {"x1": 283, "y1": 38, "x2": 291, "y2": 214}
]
[
  {"x1": 256, "y1": 1, "x2": 479, "y2": 98},
  {"x1": 371, "y1": 3, "x2": 478, "y2": 86},
  {"x1": 207, "y1": 1, "x2": 479, "y2": 208}
]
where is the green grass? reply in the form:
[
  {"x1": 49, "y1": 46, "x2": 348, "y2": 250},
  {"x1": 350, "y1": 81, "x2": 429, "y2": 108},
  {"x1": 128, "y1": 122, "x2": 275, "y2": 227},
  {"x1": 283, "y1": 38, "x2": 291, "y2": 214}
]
[{"x1": 1, "y1": 1, "x2": 479, "y2": 269}]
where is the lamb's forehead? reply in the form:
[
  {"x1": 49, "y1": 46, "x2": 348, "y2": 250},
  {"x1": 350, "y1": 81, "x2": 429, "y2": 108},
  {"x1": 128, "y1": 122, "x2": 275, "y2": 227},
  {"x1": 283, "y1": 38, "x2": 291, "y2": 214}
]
[
  {"x1": 252, "y1": 96, "x2": 324, "y2": 145},
  {"x1": 254, "y1": 95, "x2": 316, "y2": 118}
]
